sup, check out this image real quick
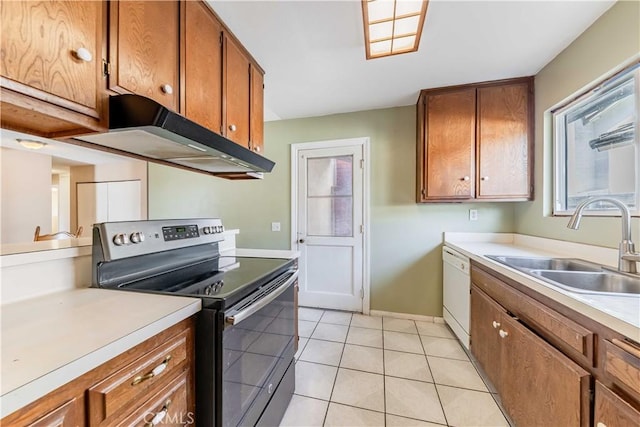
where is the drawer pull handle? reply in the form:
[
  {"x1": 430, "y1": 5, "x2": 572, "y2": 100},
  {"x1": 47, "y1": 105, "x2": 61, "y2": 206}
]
[
  {"x1": 145, "y1": 399, "x2": 172, "y2": 426},
  {"x1": 499, "y1": 329, "x2": 509, "y2": 339},
  {"x1": 492, "y1": 321, "x2": 500, "y2": 329},
  {"x1": 132, "y1": 355, "x2": 171, "y2": 386}
]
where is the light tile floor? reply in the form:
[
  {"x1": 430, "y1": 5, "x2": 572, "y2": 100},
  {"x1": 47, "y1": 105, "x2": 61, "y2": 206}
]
[{"x1": 281, "y1": 308, "x2": 510, "y2": 427}]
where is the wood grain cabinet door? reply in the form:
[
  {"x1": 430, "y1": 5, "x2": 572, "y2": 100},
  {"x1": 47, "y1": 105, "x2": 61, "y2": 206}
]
[
  {"x1": 26, "y1": 398, "x2": 80, "y2": 427},
  {"x1": 477, "y1": 81, "x2": 532, "y2": 199},
  {"x1": 250, "y1": 63, "x2": 265, "y2": 154},
  {"x1": 1, "y1": 1, "x2": 104, "y2": 118},
  {"x1": 423, "y1": 88, "x2": 476, "y2": 200},
  {"x1": 109, "y1": 1, "x2": 179, "y2": 111},
  {"x1": 499, "y1": 314, "x2": 590, "y2": 427},
  {"x1": 470, "y1": 286, "x2": 505, "y2": 394},
  {"x1": 594, "y1": 381, "x2": 640, "y2": 427},
  {"x1": 223, "y1": 33, "x2": 250, "y2": 148},
  {"x1": 182, "y1": 1, "x2": 222, "y2": 133}
]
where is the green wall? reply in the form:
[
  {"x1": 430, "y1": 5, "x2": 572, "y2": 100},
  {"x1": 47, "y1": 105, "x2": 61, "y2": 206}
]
[
  {"x1": 150, "y1": 106, "x2": 515, "y2": 316},
  {"x1": 514, "y1": 0, "x2": 640, "y2": 247}
]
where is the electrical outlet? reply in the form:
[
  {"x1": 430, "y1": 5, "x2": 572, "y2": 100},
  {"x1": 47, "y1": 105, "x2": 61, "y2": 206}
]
[
  {"x1": 469, "y1": 209, "x2": 478, "y2": 221},
  {"x1": 271, "y1": 222, "x2": 281, "y2": 232}
]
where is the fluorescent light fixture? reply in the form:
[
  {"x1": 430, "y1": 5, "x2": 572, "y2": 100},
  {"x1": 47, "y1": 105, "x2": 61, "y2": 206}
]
[
  {"x1": 362, "y1": 0, "x2": 428, "y2": 59},
  {"x1": 17, "y1": 139, "x2": 48, "y2": 150}
]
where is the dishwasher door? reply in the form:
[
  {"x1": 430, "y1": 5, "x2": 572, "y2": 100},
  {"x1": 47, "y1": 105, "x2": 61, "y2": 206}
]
[{"x1": 442, "y1": 246, "x2": 470, "y2": 349}]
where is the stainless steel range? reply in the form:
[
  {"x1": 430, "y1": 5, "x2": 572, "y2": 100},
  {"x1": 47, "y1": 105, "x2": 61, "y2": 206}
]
[{"x1": 91, "y1": 219, "x2": 297, "y2": 427}]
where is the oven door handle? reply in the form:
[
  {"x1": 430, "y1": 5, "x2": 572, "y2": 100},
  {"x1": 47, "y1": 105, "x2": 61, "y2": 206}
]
[{"x1": 225, "y1": 269, "x2": 298, "y2": 327}]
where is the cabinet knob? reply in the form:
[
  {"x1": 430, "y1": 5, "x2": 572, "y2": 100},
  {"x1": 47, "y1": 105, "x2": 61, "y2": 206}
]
[
  {"x1": 462, "y1": 176, "x2": 470, "y2": 181},
  {"x1": 492, "y1": 321, "x2": 500, "y2": 329},
  {"x1": 298, "y1": 239, "x2": 305, "y2": 244},
  {"x1": 229, "y1": 124, "x2": 237, "y2": 132},
  {"x1": 160, "y1": 84, "x2": 173, "y2": 95},
  {"x1": 74, "y1": 47, "x2": 93, "y2": 62},
  {"x1": 254, "y1": 146, "x2": 261, "y2": 152},
  {"x1": 481, "y1": 176, "x2": 490, "y2": 181},
  {"x1": 499, "y1": 329, "x2": 509, "y2": 339}
]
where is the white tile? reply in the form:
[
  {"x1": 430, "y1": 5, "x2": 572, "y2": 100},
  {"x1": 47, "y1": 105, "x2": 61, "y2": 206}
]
[
  {"x1": 295, "y1": 337, "x2": 309, "y2": 360},
  {"x1": 427, "y1": 356, "x2": 487, "y2": 391},
  {"x1": 385, "y1": 376, "x2": 446, "y2": 424},
  {"x1": 386, "y1": 414, "x2": 445, "y2": 427},
  {"x1": 279, "y1": 394, "x2": 328, "y2": 427},
  {"x1": 351, "y1": 314, "x2": 383, "y2": 329},
  {"x1": 384, "y1": 350, "x2": 432, "y2": 382},
  {"x1": 299, "y1": 339, "x2": 344, "y2": 366},
  {"x1": 415, "y1": 321, "x2": 455, "y2": 338},
  {"x1": 346, "y1": 326, "x2": 383, "y2": 348},
  {"x1": 421, "y1": 335, "x2": 469, "y2": 360},
  {"x1": 384, "y1": 331, "x2": 424, "y2": 354},
  {"x1": 299, "y1": 307, "x2": 324, "y2": 322},
  {"x1": 320, "y1": 310, "x2": 353, "y2": 325},
  {"x1": 324, "y1": 402, "x2": 385, "y2": 427},
  {"x1": 340, "y1": 344, "x2": 384, "y2": 374},
  {"x1": 299, "y1": 320, "x2": 318, "y2": 338},
  {"x1": 330, "y1": 368, "x2": 385, "y2": 412},
  {"x1": 295, "y1": 361, "x2": 338, "y2": 400},
  {"x1": 383, "y1": 317, "x2": 418, "y2": 334},
  {"x1": 311, "y1": 323, "x2": 349, "y2": 342},
  {"x1": 437, "y1": 384, "x2": 509, "y2": 427}
]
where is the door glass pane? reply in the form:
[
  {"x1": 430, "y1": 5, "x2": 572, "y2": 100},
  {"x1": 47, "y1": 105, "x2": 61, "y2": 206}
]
[{"x1": 307, "y1": 156, "x2": 353, "y2": 236}]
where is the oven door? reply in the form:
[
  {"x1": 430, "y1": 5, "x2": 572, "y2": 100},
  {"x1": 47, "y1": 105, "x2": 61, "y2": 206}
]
[{"x1": 222, "y1": 269, "x2": 297, "y2": 427}]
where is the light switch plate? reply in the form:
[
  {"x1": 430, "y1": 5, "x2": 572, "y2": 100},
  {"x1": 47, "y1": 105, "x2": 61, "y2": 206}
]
[
  {"x1": 271, "y1": 222, "x2": 281, "y2": 232},
  {"x1": 469, "y1": 209, "x2": 478, "y2": 221}
]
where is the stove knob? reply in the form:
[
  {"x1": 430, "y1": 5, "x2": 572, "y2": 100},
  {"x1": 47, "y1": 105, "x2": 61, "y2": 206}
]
[
  {"x1": 130, "y1": 232, "x2": 145, "y2": 244},
  {"x1": 216, "y1": 225, "x2": 224, "y2": 233},
  {"x1": 203, "y1": 226, "x2": 213, "y2": 235},
  {"x1": 113, "y1": 233, "x2": 130, "y2": 246}
]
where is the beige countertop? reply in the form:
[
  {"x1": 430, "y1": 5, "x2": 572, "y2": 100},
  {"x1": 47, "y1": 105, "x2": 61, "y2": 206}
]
[
  {"x1": 444, "y1": 233, "x2": 640, "y2": 340},
  {"x1": 0, "y1": 288, "x2": 201, "y2": 419}
]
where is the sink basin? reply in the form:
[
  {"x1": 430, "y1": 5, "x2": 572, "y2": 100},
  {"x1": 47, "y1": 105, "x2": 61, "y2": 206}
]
[
  {"x1": 486, "y1": 255, "x2": 602, "y2": 272},
  {"x1": 531, "y1": 270, "x2": 640, "y2": 296}
]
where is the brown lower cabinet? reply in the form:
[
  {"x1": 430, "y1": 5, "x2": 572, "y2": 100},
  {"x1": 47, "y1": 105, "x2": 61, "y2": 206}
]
[
  {"x1": 1, "y1": 318, "x2": 195, "y2": 427},
  {"x1": 470, "y1": 263, "x2": 640, "y2": 427}
]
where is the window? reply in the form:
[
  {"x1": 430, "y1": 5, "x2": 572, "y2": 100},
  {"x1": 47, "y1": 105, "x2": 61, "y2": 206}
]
[{"x1": 553, "y1": 61, "x2": 639, "y2": 216}]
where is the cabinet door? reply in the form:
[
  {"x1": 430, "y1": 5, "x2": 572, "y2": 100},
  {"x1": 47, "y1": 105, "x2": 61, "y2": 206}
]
[
  {"x1": 477, "y1": 82, "x2": 532, "y2": 199},
  {"x1": 1, "y1": 1, "x2": 104, "y2": 118},
  {"x1": 594, "y1": 381, "x2": 640, "y2": 427},
  {"x1": 423, "y1": 88, "x2": 476, "y2": 199},
  {"x1": 223, "y1": 34, "x2": 250, "y2": 148},
  {"x1": 27, "y1": 398, "x2": 80, "y2": 427},
  {"x1": 109, "y1": 1, "x2": 179, "y2": 111},
  {"x1": 250, "y1": 63, "x2": 265, "y2": 154},
  {"x1": 183, "y1": 1, "x2": 222, "y2": 133},
  {"x1": 470, "y1": 286, "x2": 505, "y2": 394},
  {"x1": 499, "y1": 314, "x2": 590, "y2": 427}
]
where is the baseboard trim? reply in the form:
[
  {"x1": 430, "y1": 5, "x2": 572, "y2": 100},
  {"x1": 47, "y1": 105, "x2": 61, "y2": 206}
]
[{"x1": 369, "y1": 310, "x2": 445, "y2": 323}]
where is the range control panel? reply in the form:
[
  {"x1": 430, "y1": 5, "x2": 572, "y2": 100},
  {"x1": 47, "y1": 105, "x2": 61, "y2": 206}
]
[{"x1": 95, "y1": 218, "x2": 225, "y2": 261}]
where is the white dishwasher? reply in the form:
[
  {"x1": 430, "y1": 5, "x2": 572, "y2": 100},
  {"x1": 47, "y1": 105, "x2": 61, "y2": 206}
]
[{"x1": 442, "y1": 246, "x2": 470, "y2": 349}]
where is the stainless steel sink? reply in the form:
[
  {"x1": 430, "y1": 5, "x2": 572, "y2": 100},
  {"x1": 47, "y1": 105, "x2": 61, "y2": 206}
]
[
  {"x1": 530, "y1": 270, "x2": 640, "y2": 296},
  {"x1": 485, "y1": 255, "x2": 640, "y2": 296},
  {"x1": 486, "y1": 255, "x2": 602, "y2": 272}
]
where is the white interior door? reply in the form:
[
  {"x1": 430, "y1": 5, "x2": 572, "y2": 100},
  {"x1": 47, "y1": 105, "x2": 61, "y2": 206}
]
[{"x1": 296, "y1": 145, "x2": 364, "y2": 312}]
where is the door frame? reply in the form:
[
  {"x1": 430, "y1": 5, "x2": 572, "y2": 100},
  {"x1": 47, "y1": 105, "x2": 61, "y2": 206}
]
[{"x1": 290, "y1": 137, "x2": 371, "y2": 314}]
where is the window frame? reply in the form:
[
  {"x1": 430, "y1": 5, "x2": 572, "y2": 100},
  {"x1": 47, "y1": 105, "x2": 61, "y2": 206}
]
[{"x1": 552, "y1": 59, "x2": 640, "y2": 217}]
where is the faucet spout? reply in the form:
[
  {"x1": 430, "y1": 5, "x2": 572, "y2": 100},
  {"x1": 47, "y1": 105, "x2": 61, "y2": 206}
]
[{"x1": 567, "y1": 196, "x2": 636, "y2": 274}]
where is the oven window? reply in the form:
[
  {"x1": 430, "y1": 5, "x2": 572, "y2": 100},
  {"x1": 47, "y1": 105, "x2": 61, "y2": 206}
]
[{"x1": 222, "y1": 283, "x2": 295, "y2": 427}]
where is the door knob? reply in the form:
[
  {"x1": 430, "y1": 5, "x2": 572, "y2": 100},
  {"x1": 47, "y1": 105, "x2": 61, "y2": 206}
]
[{"x1": 298, "y1": 239, "x2": 305, "y2": 244}]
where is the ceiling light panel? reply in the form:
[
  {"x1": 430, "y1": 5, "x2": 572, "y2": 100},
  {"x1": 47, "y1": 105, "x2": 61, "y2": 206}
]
[{"x1": 362, "y1": 0, "x2": 429, "y2": 59}]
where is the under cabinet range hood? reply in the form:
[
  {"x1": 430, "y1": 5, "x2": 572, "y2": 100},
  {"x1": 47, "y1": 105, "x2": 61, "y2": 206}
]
[{"x1": 73, "y1": 94, "x2": 274, "y2": 179}]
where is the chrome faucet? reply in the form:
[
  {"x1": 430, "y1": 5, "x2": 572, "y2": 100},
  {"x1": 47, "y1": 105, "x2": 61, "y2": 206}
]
[{"x1": 567, "y1": 196, "x2": 639, "y2": 274}]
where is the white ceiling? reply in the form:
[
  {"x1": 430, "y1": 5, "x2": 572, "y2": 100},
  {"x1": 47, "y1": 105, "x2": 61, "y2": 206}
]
[{"x1": 210, "y1": 0, "x2": 616, "y2": 122}]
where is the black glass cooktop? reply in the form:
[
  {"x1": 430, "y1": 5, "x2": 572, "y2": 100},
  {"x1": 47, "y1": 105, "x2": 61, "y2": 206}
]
[{"x1": 118, "y1": 256, "x2": 294, "y2": 309}]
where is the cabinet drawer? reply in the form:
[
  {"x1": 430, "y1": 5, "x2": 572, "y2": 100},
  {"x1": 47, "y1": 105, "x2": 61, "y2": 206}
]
[
  {"x1": 603, "y1": 339, "x2": 640, "y2": 402},
  {"x1": 116, "y1": 370, "x2": 189, "y2": 427},
  {"x1": 471, "y1": 266, "x2": 594, "y2": 366},
  {"x1": 87, "y1": 329, "x2": 189, "y2": 425},
  {"x1": 594, "y1": 381, "x2": 640, "y2": 427}
]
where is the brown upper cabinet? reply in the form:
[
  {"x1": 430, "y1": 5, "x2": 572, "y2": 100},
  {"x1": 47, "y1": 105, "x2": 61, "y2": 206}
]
[
  {"x1": 250, "y1": 63, "x2": 265, "y2": 154},
  {"x1": 223, "y1": 34, "x2": 251, "y2": 148},
  {"x1": 416, "y1": 77, "x2": 534, "y2": 203},
  {"x1": 108, "y1": 1, "x2": 180, "y2": 111},
  {"x1": 181, "y1": 1, "x2": 222, "y2": 133},
  {"x1": 0, "y1": 1, "x2": 107, "y2": 137}
]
